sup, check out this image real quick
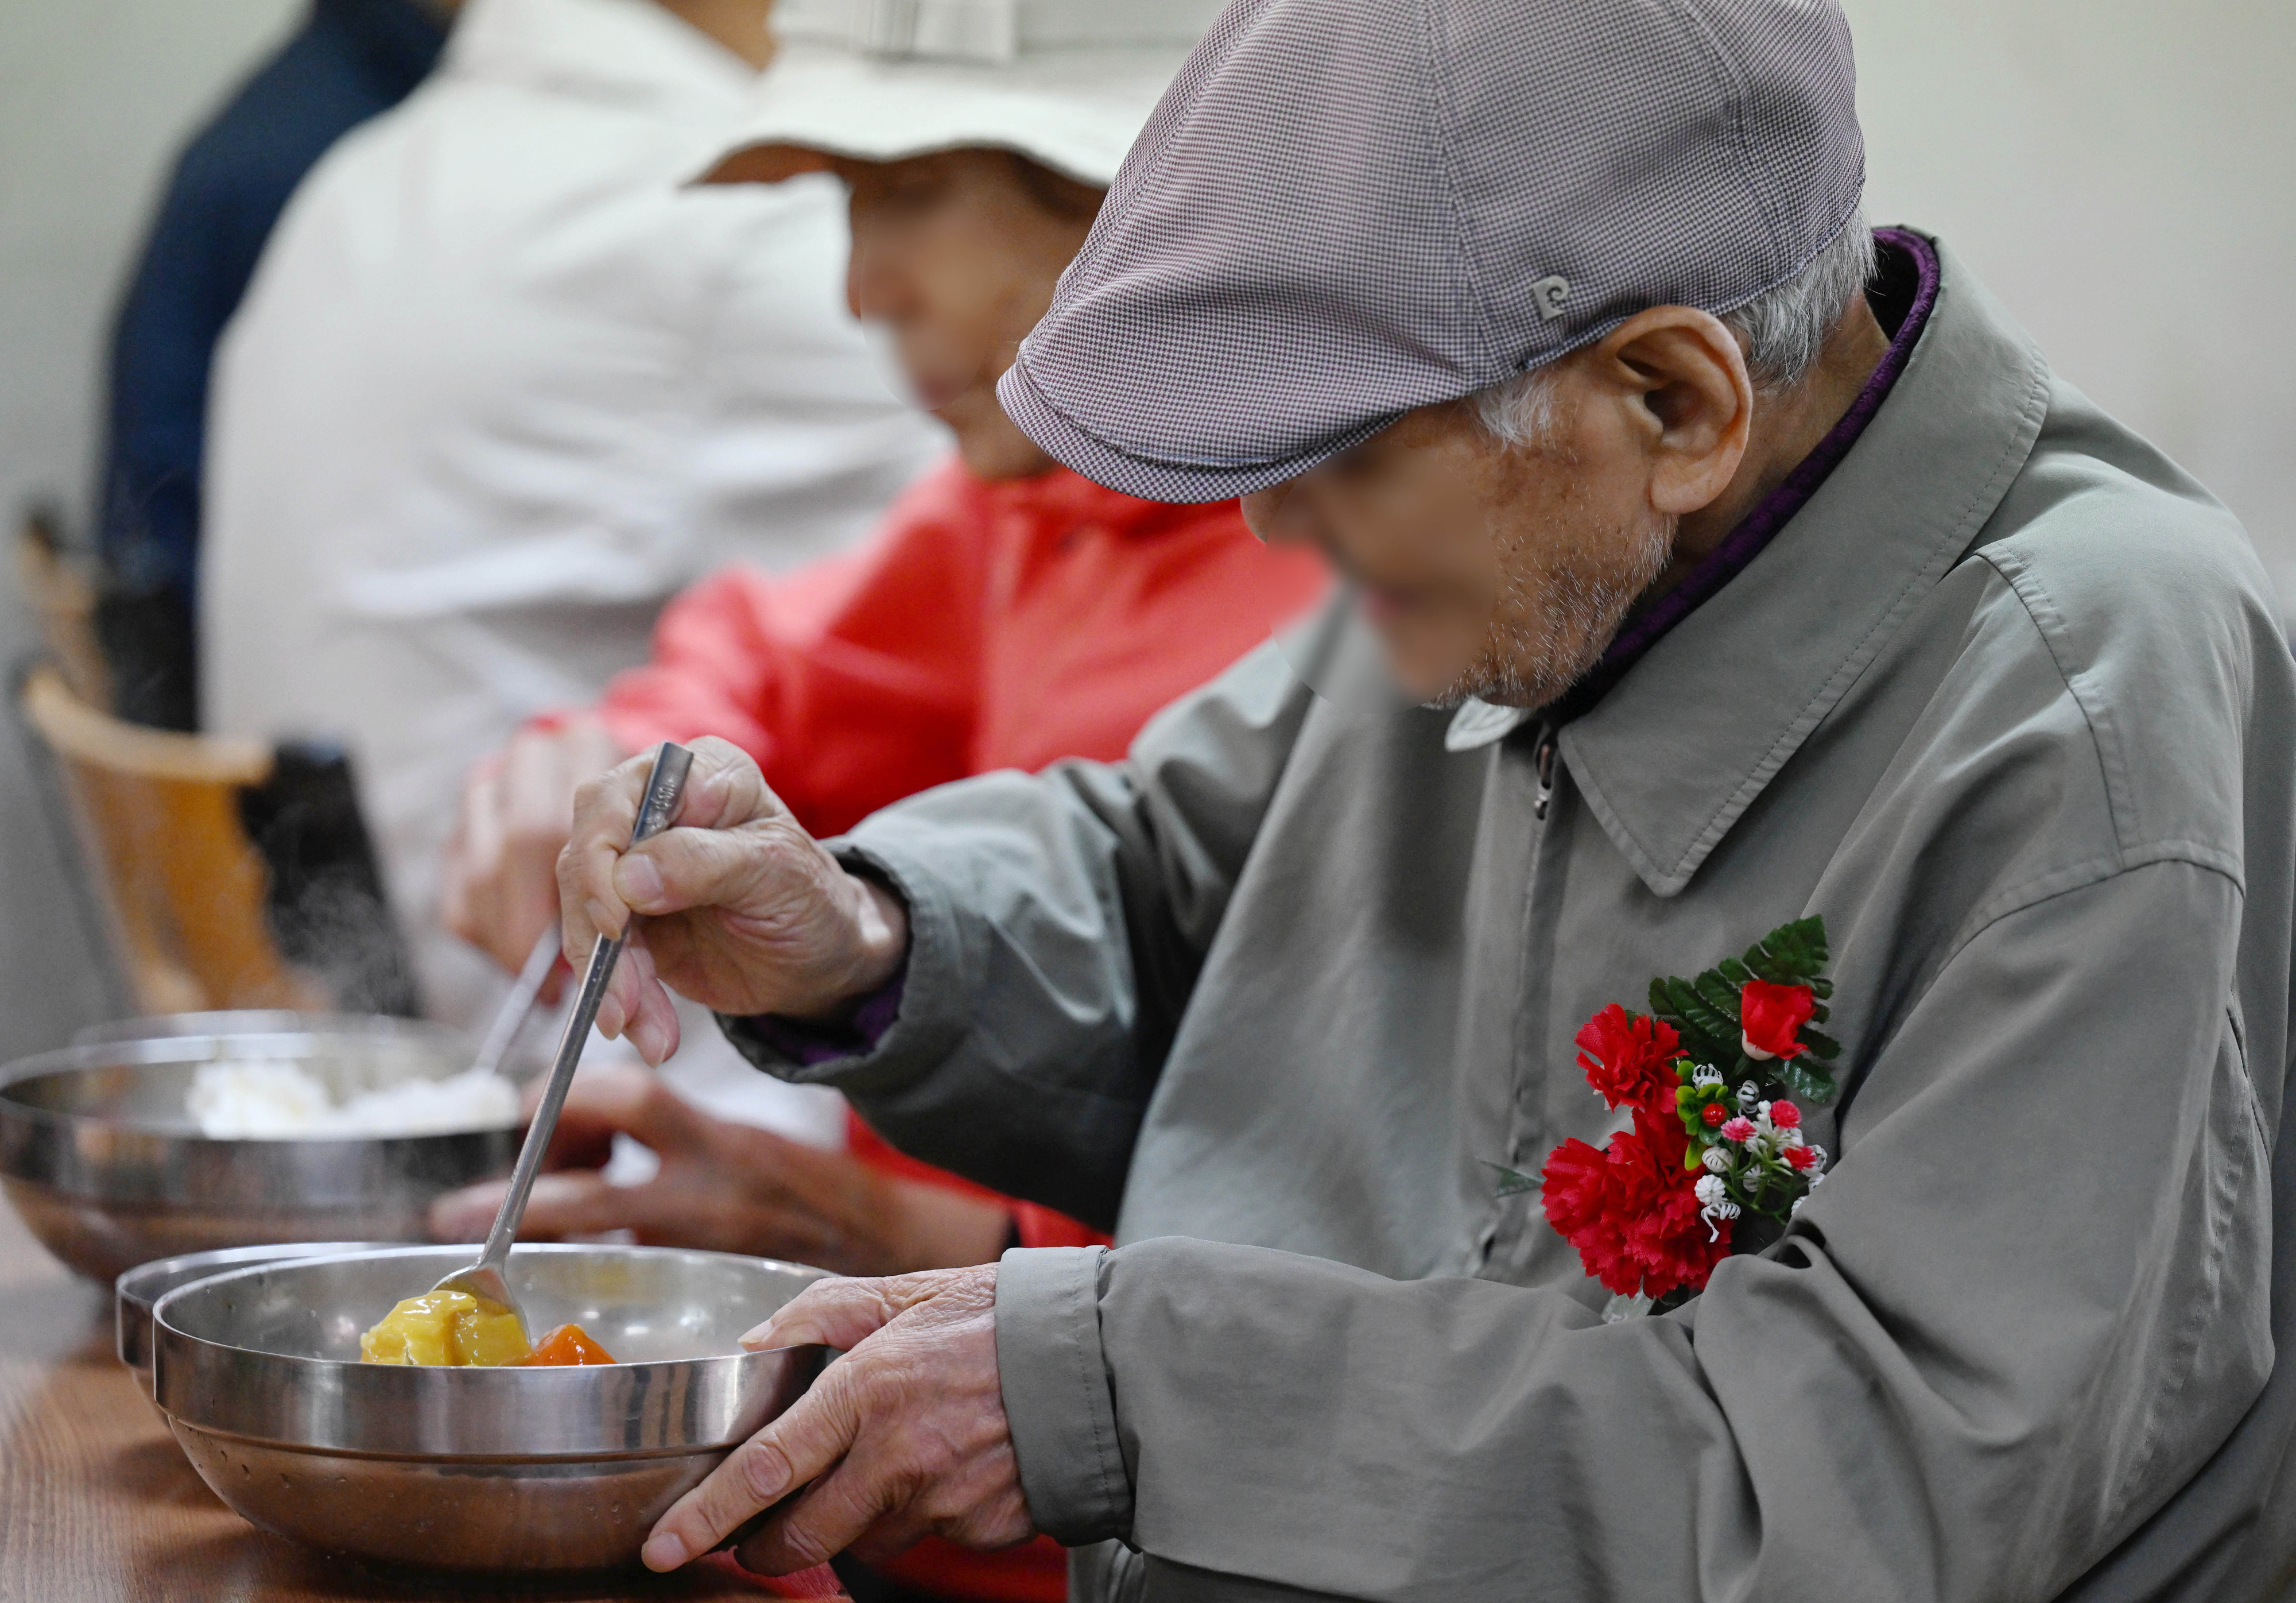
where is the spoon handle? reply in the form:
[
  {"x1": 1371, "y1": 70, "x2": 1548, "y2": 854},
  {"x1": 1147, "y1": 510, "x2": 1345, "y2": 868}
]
[{"x1": 473, "y1": 742, "x2": 695, "y2": 1280}]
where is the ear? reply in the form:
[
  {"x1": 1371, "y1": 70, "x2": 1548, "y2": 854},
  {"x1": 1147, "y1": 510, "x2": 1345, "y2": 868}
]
[{"x1": 1585, "y1": 307, "x2": 1753, "y2": 517}]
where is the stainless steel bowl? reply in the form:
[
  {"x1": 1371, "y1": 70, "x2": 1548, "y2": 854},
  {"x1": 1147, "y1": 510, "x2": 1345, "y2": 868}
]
[
  {"x1": 117, "y1": 1241, "x2": 385, "y2": 1401},
  {"x1": 154, "y1": 1244, "x2": 827, "y2": 1573},
  {"x1": 0, "y1": 1018, "x2": 515, "y2": 1281}
]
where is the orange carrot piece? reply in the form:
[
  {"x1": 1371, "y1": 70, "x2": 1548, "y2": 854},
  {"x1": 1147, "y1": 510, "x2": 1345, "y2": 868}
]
[{"x1": 513, "y1": 1323, "x2": 617, "y2": 1366}]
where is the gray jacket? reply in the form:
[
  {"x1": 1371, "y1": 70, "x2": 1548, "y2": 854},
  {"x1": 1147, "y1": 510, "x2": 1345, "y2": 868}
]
[{"x1": 733, "y1": 238, "x2": 2296, "y2": 1601}]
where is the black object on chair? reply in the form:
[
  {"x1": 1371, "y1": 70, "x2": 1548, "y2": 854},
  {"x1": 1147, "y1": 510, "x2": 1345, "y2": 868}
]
[{"x1": 238, "y1": 738, "x2": 423, "y2": 1019}]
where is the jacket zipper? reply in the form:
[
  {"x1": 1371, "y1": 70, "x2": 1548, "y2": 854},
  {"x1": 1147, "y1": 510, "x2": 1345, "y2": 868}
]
[
  {"x1": 1479, "y1": 719, "x2": 1562, "y2": 1277},
  {"x1": 1532, "y1": 727, "x2": 1558, "y2": 820}
]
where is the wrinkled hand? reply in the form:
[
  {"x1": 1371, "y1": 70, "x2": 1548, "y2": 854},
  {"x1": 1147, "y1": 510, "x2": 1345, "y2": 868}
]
[
  {"x1": 642, "y1": 1266, "x2": 1031, "y2": 1575},
  {"x1": 559, "y1": 737, "x2": 907, "y2": 1064},
  {"x1": 443, "y1": 716, "x2": 629, "y2": 988},
  {"x1": 426, "y1": 1065, "x2": 1010, "y2": 1276}
]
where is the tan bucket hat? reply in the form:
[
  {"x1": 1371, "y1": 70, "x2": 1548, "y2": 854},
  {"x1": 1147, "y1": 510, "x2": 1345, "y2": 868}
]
[{"x1": 701, "y1": 0, "x2": 1223, "y2": 188}]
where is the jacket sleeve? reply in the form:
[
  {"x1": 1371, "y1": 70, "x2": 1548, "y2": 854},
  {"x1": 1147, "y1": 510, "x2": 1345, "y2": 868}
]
[
  {"x1": 724, "y1": 631, "x2": 1322, "y2": 1229},
  {"x1": 994, "y1": 855, "x2": 2274, "y2": 1601},
  {"x1": 595, "y1": 465, "x2": 986, "y2": 837}
]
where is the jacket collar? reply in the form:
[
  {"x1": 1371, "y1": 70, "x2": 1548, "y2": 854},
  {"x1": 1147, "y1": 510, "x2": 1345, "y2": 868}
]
[
  {"x1": 1558, "y1": 234, "x2": 2054, "y2": 897},
  {"x1": 445, "y1": 0, "x2": 756, "y2": 119}
]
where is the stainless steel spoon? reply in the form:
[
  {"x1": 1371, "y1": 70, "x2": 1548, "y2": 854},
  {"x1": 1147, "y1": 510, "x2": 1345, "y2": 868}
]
[{"x1": 430, "y1": 740, "x2": 695, "y2": 1335}]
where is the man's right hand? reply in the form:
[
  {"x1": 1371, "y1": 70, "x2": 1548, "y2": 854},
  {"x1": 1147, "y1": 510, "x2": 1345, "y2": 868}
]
[
  {"x1": 442, "y1": 715, "x2": 630, "y2": 981},
  {"x1": 560, "y1": 737, "x2": 908, "y2": 1064}
]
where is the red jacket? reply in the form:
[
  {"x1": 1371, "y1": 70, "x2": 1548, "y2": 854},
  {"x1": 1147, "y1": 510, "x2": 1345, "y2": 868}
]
[
  {"x1": 594, "y1": 456, "x2": 1327, "y2": 1601},
  {"x1": 600, "y1": 457, "x2": 1325, "y2": 835}
]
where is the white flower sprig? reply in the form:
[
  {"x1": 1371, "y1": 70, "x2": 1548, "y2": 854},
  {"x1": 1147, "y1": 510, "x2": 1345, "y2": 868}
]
[{"x1": 1677, "y1": 1071, "x2": 1829, "y2": 1236}]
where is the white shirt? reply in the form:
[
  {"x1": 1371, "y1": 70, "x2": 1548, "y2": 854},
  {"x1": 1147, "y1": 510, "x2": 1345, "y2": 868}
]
[{"x1": 203, "y1": 0, "x2": 944, "y2": 1038}]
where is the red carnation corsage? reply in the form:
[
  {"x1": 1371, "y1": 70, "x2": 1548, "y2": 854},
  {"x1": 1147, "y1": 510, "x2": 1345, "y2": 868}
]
[{"x1": 1496, "y1": 916, "x2": 1842, "y2": 1308}]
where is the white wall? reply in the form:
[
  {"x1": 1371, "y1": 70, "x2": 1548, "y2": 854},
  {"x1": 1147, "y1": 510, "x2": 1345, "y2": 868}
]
[
  {"x1": 0, "y1": 0, "x2": 304, "y2": 533},
  {"x1": 0, "y1": 0, "x2": 2288, "y2": 1053},
  {"x1": 1847, "y1": 0, "x2": 2296, "y2": 599},
  {"x1": 0, "y1": 0, "x2": 302, "y2": 1057}
]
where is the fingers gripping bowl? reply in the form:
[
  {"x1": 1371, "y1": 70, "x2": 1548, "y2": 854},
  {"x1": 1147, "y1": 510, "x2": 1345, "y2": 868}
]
[{"x1": 153, "y1": 1244, "x2": 828, "y2": 1573}]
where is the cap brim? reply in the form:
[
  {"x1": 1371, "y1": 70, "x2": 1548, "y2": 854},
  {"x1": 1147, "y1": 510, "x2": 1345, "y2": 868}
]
[
  {"x1": 996, "y1": 357, "x2": 1395, "y2": 506},
  {"x1": 699, "y1": 42, "x2": 1185, "y2": 190}
]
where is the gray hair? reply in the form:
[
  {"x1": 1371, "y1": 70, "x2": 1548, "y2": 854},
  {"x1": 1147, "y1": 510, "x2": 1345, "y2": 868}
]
[{"x1": 1473, "y1": 209, "x2": 1876, "y2": 447}]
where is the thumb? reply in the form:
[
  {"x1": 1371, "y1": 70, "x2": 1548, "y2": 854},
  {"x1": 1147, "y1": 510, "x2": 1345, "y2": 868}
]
[
  {"x1": 612, "y1": 820, "x2": 788, "y2": 920},
  {"x1": 644, "y1": 1348, "x2": 870, "y2": 1570}
]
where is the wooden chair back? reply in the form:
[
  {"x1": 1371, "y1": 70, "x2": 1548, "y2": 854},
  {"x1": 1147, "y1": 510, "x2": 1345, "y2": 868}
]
[{"x1": 17, "y1": 664, "x2": 323, "y2": 1015}]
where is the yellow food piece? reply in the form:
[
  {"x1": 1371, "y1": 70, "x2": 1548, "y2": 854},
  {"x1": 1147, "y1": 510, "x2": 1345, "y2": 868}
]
[{"x1": 359, "y1": 1290, "x2": 533, "y2": 1366}]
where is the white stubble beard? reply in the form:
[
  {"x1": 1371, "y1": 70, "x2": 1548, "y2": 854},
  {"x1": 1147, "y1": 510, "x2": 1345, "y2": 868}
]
[{"x1": 1432, "y1": 500, "x2": 1677, "y2": 711}]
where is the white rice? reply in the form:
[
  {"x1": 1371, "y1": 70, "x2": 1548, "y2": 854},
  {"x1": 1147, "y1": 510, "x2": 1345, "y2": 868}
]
[{"x1": 188, "y1": 1059, "x2": 519, "y2": 1139}]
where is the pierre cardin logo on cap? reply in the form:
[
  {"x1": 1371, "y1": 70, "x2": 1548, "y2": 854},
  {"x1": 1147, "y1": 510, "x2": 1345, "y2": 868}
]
[{"x1": 1533, "y1": 276, "x2": 1572, "y2": 322}]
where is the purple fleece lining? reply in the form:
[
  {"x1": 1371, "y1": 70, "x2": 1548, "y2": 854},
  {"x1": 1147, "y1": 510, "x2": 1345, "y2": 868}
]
[
  {"x1": 745, "y1": 961, "x2": 907, "y2": 1067},
  {"x1": 1554, "y1": 229, "x2": 1941, "y2": 719}
]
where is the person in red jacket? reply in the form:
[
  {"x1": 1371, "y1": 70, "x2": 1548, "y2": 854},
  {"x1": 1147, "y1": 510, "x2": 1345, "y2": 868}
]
[{"x1": 431, "y1": 13, "x2": 1327, "y2": 1602}]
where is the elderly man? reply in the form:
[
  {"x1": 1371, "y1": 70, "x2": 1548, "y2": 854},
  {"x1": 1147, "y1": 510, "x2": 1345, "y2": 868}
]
[{"x1": 555, "y1": 1, "x2": 2296, "y2": 1598}]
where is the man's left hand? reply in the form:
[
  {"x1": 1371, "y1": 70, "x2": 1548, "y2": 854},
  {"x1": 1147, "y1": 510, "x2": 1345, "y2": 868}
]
[{"x1": 642, "y1": 1265, "x2": 1034, "y2": 1575}]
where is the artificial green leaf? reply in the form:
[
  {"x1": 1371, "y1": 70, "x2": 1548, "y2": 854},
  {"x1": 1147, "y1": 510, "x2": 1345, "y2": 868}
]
[
  {"x1": 1650, "y1": 975, "x2": 1737, "y2": 1067},
  {"x1": 1694, "y1": 969, "x2": 1743, "y2": 1024},
  {"x1": 1717, "y1": 957, "x2": 1751, "y2": 985},
  {"x1": 1647, "y1": 977, "x2": 1683, "y2": 1031},
  {"x1": 1742, "y1": 915, "x2": 1830, "y2": 986},
  {"x1": 1774, "y1": 1056, "x2": 1838, "y2": 1105},
  {"x1": 1486, "y1": 1161, "x2": 1541, "y2": 1198},
  {"x1": 1800, "y1": 1026, "x2": 1841, "y2": 1060}
]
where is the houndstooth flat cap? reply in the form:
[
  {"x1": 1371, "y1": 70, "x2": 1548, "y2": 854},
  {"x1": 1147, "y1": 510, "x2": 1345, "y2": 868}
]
[{"x1": 997, "y1": 0, "x2": 1865, "y2": 503}]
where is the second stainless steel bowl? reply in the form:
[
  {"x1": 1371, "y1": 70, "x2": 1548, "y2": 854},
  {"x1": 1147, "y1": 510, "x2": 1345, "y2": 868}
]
[
  {"x1": 0, "y1": 1016, "x2": 515, "y2": 1280},
  {"x1": 117, "y1": 1240, "x2": 384, "y2": 1400},
  {"x1": 154, "y1": 1244, "x2": 828, "y2": 1573}
]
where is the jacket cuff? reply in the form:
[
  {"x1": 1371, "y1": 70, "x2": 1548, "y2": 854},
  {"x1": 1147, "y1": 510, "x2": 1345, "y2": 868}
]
[
  {"x1": 996, "y1": 1245, "x2": 1131, "y2": 1546},
  {"x1": 732, "y1": 961, "x2": 908, "y2": 1068},
  {"x1": 718, "y1": 838, "x2": 973, "y2": 1091}
]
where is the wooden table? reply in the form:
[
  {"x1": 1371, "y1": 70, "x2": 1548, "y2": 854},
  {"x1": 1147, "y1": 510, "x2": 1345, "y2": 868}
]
[{"x1": 0, "y1": 1206, "x2": 835, "y2": 1602}]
